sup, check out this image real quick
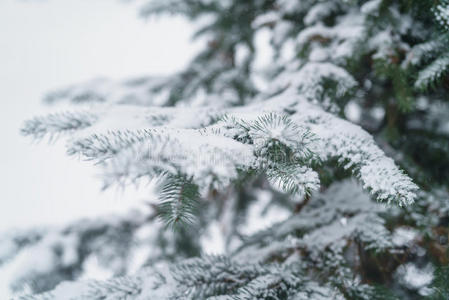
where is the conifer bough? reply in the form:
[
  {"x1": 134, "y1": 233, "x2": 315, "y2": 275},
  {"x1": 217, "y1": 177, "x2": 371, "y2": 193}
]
[{"x1": 8, "y1": 0, "x2": 449, "y2": 299}]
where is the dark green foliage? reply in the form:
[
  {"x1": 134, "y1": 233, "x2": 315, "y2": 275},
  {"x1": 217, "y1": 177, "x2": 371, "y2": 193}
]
[
  {"x1": 427, "y1": 266, "x2": 449, "y2": 299},
  {"x1": 410, "y1": 0, "x2": 449, "y2": 91}
]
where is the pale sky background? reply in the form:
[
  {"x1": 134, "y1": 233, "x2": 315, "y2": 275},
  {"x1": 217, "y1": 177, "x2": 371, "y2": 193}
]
[{"x1": 0, "y1": 0, "x2": 197, "y2": 230}]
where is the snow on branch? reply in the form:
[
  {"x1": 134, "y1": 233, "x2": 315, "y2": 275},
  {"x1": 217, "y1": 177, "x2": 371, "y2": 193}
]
[
  {"x1": 266, "y1": 165, "x2": 320, "y2": 199},
  {"x1": 21, "y1": 111, "x2": 97, "y2": 140},
  {"x1": 17, "y1": 181, "x2": 393, "y2": 300},
  {"x1": 22, "y1": 92, "x2": 417, "y2": 207},
  {"x1": 434, "y1": 1, "x2": 449, "y2": 30},
  {"x1": 100, "y1": 129, "x2": 254, "y2": 192},
  {"x1": 43, "y1": 76, "x2": 171, "y2": 107},
  {"x1": 2, "y1": 209, "x2": 157, "y2": 297},
  {"x1": 287, "y1": 97, "x2": 418, "y2": 206},
  {"x1": 17, "y1": 255, "x2": 344, "y2": 300},
  {"x1": 271, "y1": 62, "x2": 358, "y2": 112},
  {"x1": 414, "y1": 53, "x2": 449, "y2": 90}
]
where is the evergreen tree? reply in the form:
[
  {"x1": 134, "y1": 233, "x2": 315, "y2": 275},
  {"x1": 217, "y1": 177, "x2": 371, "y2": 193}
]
[{"x1": 2, "y1": 0, "x2": 449, "y2": 299}]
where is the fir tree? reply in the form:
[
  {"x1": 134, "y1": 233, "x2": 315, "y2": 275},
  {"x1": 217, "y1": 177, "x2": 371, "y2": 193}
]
[{"x1": 2, "y1": 0, "x2": 449, "y2": 299}]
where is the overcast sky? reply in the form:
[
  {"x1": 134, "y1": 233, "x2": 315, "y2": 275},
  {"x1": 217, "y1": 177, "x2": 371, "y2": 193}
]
[{"x1": 0, "y1": 0, "x2": 197, "y2": 230}]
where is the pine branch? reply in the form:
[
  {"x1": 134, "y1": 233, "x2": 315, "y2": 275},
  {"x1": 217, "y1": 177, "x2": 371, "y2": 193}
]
[
  {"x1": 99, "y1": 129, "x2": 254, "y2": 190},
  {"x1": 2, "y1": 209, "x2": 155, "y2": 296},
  {"x1": 17, "y1": 256, "x2": 302, "y2": 300},
  {"x1": 406, "y1": 35, "x2": 449, "y2": 67},
  {"x1": 67, "y1": 129, "x2": 156, "y2": 162},
  {"x1": 433, "y1": 1, "x2": 449, "y2": 30},
  {"x1": 44, "y1": 76, "x2": 170, "y2": 106},
  {"x1": 16, "y1": 1, "x2": 447, "y2": 298},
  {"x1": 415, "y1": 53, "x2": 449, "y2": 90},
  {"x1": 266, "y1": 164, "x2": 320, "y2": 199},
  {"x1": 157, "y1": 175, "x2": 200, "y2": 228},
  {"x1": 21, "y1": 111, "x2": 97, "y2": 140}
]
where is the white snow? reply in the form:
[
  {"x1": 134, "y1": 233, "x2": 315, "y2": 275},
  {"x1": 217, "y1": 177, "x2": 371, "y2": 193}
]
[
  {"x1": 392, "y1": 227, "x2": 417, "y2": 247},
  {"x1": 396, "y1": 263, "x2": 434, "y2": 291}
]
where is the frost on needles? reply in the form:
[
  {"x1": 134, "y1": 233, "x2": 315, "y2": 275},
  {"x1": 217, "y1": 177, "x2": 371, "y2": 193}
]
[
  {"x1": 7, "y1": 0, "x2": 449, "y2": 299},
  {"x1": 21, "y1": 94, "x2": 417, "y2": 207}
]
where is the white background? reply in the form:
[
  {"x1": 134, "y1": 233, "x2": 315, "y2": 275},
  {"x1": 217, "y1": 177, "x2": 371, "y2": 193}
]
[{"x1": 0, "y1": 0, "x2": 197, "y2": 230}]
